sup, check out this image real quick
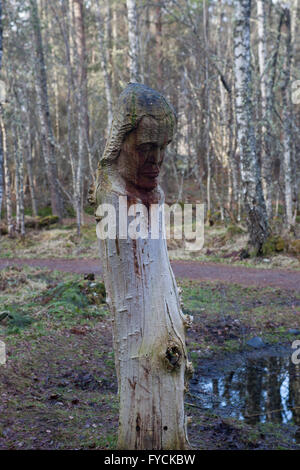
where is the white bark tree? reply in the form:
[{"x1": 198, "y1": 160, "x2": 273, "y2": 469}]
[
  {"x1": 281, "y1": 7, "x2": 293, "y2": 230},
  {"x1": 126, "y1": 0, "x2": 142, "y2": 83},
  {"x1": 30, "y1": 0, "x2": 63, "y2": 219},
  {"x1": 0, "y1": 0, "x2": 3, "y2": 221},
  {"x1": 95, "y1": 0, "x2": 113, "y2": 132},
  {"x1": 257, "y1": 0, "x2": 272, "y2": 218},
  {"x1": 0, "y1": 112, "x2": 13, "y2": 236},
  {"x1": 233, "y1": 0, "x2": 268, "y2": 252}
]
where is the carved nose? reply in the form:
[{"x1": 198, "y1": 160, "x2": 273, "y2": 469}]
[{"x1": 150, "y1": 148, "x2": 160, "y2": 165}]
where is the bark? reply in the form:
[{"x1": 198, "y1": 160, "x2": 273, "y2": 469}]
[
  {"x1": 263, "y1": 8, "x2": 285, "y2": 222},
  {"x1": 0, "y1": 111, "x2": 13, "y2": 236},
  {"x1": 73, "y1": 0, "x2": 89, "y2": 234},
  {"x1": 281, "y1": 8, "x2": 293, "y2": 230},
  {"x1": 73, "y1": 0, "x2": 89, "y2": 140},
  {"x1": 0, "y1": 1, "x2": 2, "y2": 220},
  {"x1": 0, "y1": 106, "x2": 2, "y2": 220},
  {"x1": 25, "y1": 109, "x2": 38, "y2": 218},
  {"x1": 233, "y1": 0, "x2": 268, "y2": 253},
  {"x1": 257, "y1": 0, "x2": 272, "y2": 218},
  {"x1": 126, "y1": 0, "x2": 141, "y2": 82},
  {"x1": 12, "y1": 123, "x2": 25, "y2": 237},
  {"x1": 95, "y1": 0, "x2": 113, "y2": 132},
  {"x1": 154, "y1": 0, "x2": 163, "y2": 90},
  {"x1": 30, "y1": 0, "x2": 63, "y2": 219},
  {"x1": 93, "y1": 84, "x2": 192, "y2": 450},
  {"x1": 203, "y1": 0, "x2": 211, "y2": 221}
]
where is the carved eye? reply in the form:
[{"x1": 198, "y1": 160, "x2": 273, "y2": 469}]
[{"x1": 138, "y1": 143, "x2": 153, "y2": 153}]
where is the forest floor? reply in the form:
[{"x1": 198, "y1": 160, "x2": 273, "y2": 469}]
[
  {"x1": 0, "y1": 220, "x2": 299, "y2": 449},
  {"x1": 0, "y1": 264, "x2": 300, "y2": 450}
]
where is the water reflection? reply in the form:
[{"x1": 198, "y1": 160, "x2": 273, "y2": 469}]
[{"x1": 193, "y1": 355, "x2": 300, "y2": 432}]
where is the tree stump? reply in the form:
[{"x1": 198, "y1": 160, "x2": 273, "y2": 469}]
[{"x1": 91, "y1": 83, "x2": 193, "y2": 450}]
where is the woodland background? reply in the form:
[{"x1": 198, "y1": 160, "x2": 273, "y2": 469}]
[{"x1": 0, "y1": 0, "x2": 299, "y2": 251}]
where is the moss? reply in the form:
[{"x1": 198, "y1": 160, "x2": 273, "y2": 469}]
[
  {"x1": 262, "y1": 235, "x2": 286, "y2": 255},
  {"x1": 288, "y1": 239, "x2": 300, "y2": 255},
  {"x1": 275, "y1": 237, "x2": 285, "y2": 252},
  {"x1": 38, "y1": 215, "x2": 60, "y2": 228},
  {"x1": 226, "y1": 224, "x2": 245, "y2": 237},
  {"x1": 0, "y1": 222, "x2": 8, "y2": 235}
]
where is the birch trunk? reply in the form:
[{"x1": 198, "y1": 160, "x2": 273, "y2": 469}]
[
  {"x1": 0, "y1": 112, "x2": 13, "y2": 236},
  {"x1": 233, "y1": 0, "x2": 268, "y2": 253},
  {"x1": 95, "y1": 0, "x2": 113, "y2": 132},
  {"x1": 281, "y1": 8, "x2": 293, "y2": 230},
  {"x1": 30, "y1": 0, "x2": 63, "y2": 219},
  {"x1": 0, "y1": 1, "x2": 3, "y2": 220},
  {"x1": 13, "y1": 124, "x2": 25, "y2": 238},
  {"x1": 257, "y1": 0, "x2": 272, "y2": 218},
  {"x1": 203, "y1": 0, "x2": 211, "y2": 221},
  {"x1": 93, "y1": 83, "x2": 192, "y2": 450},
  {"x1": 154, "y1": 0, "x2": 163, "y2": 90},
  {"x1": 126, "y1": 0, "x2": 141, "y2": 83},
  {"x1": 73, "y1": 0, "x2": 88, "y2": 234},
  {"x1": 0, "y1": 108, "x2": 2, "y2": 220}
]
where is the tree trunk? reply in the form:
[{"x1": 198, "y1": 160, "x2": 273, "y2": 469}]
[
  {"x1": 25, "y1": 96, "x2": 38, "y2": 217},
  {"x1": 154, "y1": 0, "x2": 163, "y2": 90},
  {"x1": 13, "y1": 124, "x2": 25, "y2": 238},
  {"x1": 0, "y1": 1, "x2": 3, "y2": 221},
  {"x1": 233, "y1": 0, "x2": 268, "y2": 253},
  {"x1": 0, "y1": 111, "x2": 13, "y2": 236},
  {"x1": 281, "y1": 8, "x2": 293, "y2": 230},
  {"x1": 257, "y1": 0, "x2": 272, "y2": 219},
  {"x1": 30, "y1": 0, "x2": 63, "y2": 219},
  {"x1": 95, "y1": 0, "x2": 113, "y2": 132},
  {"x1": 203, "y1": 0, "x2": 211, "y2": 222},
  {"x1": 97, "y1": 194, "x2": 191, "y2": 449},
  {"x1": 126, "y1": 0, "x2": 141, "y2": 82},
  {"x1": 93, "y1": 83, "x2": 192, "y2": 450},
  {"x1": 73, "y1": 0, "x2": 88, "y2": 235}
]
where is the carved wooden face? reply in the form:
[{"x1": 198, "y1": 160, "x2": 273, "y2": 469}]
[{"x1": 117, "y1": 115, "x2": 173, "y2": 191}]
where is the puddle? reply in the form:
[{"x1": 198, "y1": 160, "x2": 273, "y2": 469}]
[{"x1": 191, "y1": 345, "x2": 300, "y2": 441}]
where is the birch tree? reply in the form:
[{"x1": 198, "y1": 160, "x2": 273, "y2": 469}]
[
  {"x1": 126, "y1": 0, "x2": 142, "y2": 83},
  {"x1": 233, "y1": 0, "x2": 268, "y2": 253},
  {"x1": 257, "y1": 0, "x2": 272, "y2": 218},
  {"x1": 281, "y1": 7, "x2": 293, "y2": 230},
  {"x1": 0, "y1": 113, "x2": 13, "y2": 236},
  {"x1": 95, "y1": 0, "x2": 113, "y2": 131},
  {"x1": 30, "y1": 0, "x2": 63, "y2": 219},
  {"x1": 72, "y1": 0, "x2": 88, "y2": 233},
  {"x1": 0, "y1": 0, "x2": 3, "y2": 221}
]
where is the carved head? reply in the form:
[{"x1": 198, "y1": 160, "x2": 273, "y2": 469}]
[{"x1": 101, "y1": 83, "x2": 177, "y2": 191}]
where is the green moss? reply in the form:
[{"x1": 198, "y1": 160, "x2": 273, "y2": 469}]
[
  {"x1": 38, "y1": 215, "x2": 60, "y2": 228},
  {"x1": 288, "y1": 239, "x2": 300, "y2": 255},
  {"x1": 226, "y1": 225, "x2": 245, "y2": 238},
  {"x1": 262, "y1": 235, "x2": 286, "y2": 255}
]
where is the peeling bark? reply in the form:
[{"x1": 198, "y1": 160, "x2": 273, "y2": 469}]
[{"x1": 233, "y1": 0, "x2": 268, "y2": 253}]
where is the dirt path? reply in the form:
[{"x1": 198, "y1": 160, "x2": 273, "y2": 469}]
[{"x1": 0, "y1": 257, "x2": 299, "y2": 290}]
